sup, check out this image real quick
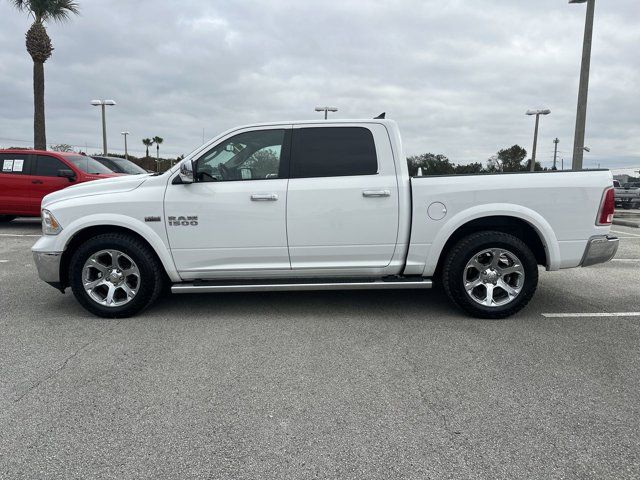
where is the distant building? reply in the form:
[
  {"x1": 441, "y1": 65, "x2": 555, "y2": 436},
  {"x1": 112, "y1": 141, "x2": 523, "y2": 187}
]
[
  {"x1": 614, "y1": 174, "x2": 631, "y2": 184},
  {"x1": 611, "y1": 167, "x2": 639, "y2": 184}
]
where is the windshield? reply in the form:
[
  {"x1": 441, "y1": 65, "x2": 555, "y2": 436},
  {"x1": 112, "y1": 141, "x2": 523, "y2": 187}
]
[
  {"x1": 113, "y1": 159, "x2": 147, "y2": 175},
  {"x1": 623, "y1": 183, "x2": 640, "y2": 188},
  {"x1": 96, "y1": 157, "x2": 147, "y2": 174},
  {"x1": 64, "y1": 155, "x2": 114, "y2": 175}
]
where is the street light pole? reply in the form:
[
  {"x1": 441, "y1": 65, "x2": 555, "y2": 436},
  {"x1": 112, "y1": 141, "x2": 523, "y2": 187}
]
[
  {"x1": 121, "y1": 131, "x2": 130, "y2": 160},
  {"x1": 91, "y1": 99, "x2": 116, "y2": 155},
  {"x1": 315, "y1": 106, "x2": 338, "y2": 119},
  {"x1": 570, "y1": 0, "x2": 596, "y2": 171},
  {"x1": 526, "y1": 109, "x2": 551, "y2": 172},
  {"x1": 100, "y1": 104, "x2": 107, "y2": 154},
  {"x1": 553, "y1": 138, "x2": 559, "y2": 170}
]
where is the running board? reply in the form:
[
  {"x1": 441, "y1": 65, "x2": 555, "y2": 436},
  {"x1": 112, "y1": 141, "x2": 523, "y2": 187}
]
[{"x1": 171, "y1": 278, "x2": 433, "y2": 294}]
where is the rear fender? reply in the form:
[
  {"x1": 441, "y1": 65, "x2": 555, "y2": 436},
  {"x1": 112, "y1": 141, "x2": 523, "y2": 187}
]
[{"x1": 423, "y1": 204, "x2": 561, "y2": 276}]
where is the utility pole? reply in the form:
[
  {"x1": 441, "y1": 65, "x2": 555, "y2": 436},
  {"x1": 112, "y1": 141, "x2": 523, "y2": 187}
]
[
  {"x1": 570, "y1": 0, "x2": 596, "y2": 170},
  {"x1": 121, "y1": 132, "x2": 130, "y2": 160},
  {"x1": 315, "y1": 106, "x2": 338, "y2": 119},
  {"x1": 553, "y1": 138, "x2": 559, "y2": 170}
]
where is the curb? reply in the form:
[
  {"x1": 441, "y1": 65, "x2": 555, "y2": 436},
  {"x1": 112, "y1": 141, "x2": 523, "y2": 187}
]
[{"x1": 613, "y1": 219, "x2": 640, "y2": 228}]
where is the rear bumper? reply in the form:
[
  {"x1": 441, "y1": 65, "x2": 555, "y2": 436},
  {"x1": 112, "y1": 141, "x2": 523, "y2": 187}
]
[
  {"x1": 33, "y1": 250, "x2": 62, "y2": 288},
  {"x1": 580, "y1": 235, "x2": 619, "y2": 267}
]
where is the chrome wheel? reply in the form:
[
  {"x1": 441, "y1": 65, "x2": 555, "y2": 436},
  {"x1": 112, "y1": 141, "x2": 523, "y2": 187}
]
[
  {"x1": 82, "y1": 249, "x2": 140, "y2": 307},
  {"x1": 463, "y1": 248, "x2": 525, "y2": 307}
]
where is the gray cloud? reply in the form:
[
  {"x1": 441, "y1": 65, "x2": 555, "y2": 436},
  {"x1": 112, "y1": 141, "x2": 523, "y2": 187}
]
[{"x1": 0, "y1": 0, "x2": 638, "y2": 169}]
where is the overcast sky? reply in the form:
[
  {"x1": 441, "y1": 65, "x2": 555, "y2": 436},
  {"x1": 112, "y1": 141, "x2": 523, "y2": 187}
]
[{"x1": 0, "y1": 0, "x2": 638, "y2": 169}]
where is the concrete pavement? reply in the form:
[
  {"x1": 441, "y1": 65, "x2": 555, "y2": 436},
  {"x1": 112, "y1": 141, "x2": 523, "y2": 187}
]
[{"x1": 1, "y1": 219, "x2": 639, "y2": 479}]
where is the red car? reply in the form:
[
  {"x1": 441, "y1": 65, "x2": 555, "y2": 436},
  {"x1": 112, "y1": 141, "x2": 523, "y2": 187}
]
[{"x1": 0, "y1": 150, "x2": 120, "y2": 221}]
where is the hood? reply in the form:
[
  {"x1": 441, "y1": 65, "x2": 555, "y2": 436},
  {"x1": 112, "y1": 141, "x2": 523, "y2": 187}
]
[{"x1": 42, "y1": 174, "x2": 151, "y2": 208}]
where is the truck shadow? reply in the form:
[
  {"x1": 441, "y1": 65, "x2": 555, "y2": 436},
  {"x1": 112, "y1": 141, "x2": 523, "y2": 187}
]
[
  {"x1": 0, "y1": 217, "x2": 41, "y2": 233},
  {"x1": 151, "y1": 288, "x2": 461, "y2": 323}
]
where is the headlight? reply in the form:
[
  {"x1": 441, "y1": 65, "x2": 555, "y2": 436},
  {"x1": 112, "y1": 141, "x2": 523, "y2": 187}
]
[{"x1": 42, "y1": 209, "x2": 62, "y2": 235}]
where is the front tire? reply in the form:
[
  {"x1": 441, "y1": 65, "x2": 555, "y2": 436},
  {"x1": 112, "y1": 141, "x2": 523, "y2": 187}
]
[
  {"x1": 69, "y1": 233, "x2": 165, "y2": 318},
  {"x1": 442, "y1": 231, "x2": 538, "y2": 319}
]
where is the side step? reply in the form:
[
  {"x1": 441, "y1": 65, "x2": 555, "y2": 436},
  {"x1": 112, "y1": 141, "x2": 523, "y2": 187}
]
[{"x1": 171, "y1": 278, "x2": 433, "y2": 294}]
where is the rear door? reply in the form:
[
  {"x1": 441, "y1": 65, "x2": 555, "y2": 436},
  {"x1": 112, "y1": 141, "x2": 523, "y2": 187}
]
[
  {"x1": 286, "y1": 124, "x2": 400, "y2": 270},
  {"x1": 29, "y1": 154, "x2": 77, "y2": 213},
  {"x1": 0, "y1": 153, "x2": 32, "y2": 215}
]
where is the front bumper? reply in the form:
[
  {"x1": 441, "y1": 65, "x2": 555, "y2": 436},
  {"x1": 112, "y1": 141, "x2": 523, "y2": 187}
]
[
  {"x1": 580, "y1": 235, "x2": 619, "y2": 267},
  {"x1": 33, "y1": 250, "x2": 63, "y2": 289}
]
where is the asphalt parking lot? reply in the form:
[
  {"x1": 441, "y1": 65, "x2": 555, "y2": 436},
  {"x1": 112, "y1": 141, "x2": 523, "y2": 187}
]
[{"x1": 1, "y1": 219, "x2": 639, "y2": 479}]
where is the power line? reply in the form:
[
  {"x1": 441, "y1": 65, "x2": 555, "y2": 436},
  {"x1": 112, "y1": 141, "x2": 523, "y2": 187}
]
[{"x1": 0, "y1": 136, "x2": 183, "y2": 157}]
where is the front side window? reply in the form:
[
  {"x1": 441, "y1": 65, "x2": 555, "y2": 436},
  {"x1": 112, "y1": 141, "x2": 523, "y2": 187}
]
[
  {"x1": 196, "y1": 129, "x2": 286, "y2": 182},
  {"x1": 34, "y1": 155, "x2": 68, "y2": 177},
  {"x1": 291, "y1": 127, "x2": 378, "y2": 178}
]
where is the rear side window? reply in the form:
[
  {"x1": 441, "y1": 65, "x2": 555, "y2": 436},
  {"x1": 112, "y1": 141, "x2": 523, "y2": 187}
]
[
  {"x1": 291, "y1": 127, "x2": 378, "y2": 178},
  {"x1": 0, "y1": 153, "x2": 30, "y2": 175},
  {"x1": 34, "y1": 155, "x2": 68, "y2": 177}
]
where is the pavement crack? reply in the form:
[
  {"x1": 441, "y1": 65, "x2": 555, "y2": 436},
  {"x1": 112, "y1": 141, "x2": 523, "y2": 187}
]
[{"x1": 13, "y1": 320, "x2": 123, "y2": 404}]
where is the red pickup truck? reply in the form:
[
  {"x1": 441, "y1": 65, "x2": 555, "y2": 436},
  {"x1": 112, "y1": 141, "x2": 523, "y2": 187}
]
[{"x1": 0, "y1": 150, "x2": 120, "y2": 221}]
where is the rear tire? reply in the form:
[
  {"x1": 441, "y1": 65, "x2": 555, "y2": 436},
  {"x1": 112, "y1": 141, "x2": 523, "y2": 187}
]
[
  {"x1": 0, "y1": 215, "x2": 17, "y2": 222},
  {"x1": 69, "y1": 233, "x2": 165, "y2": 318},
  {"x1": 442, "y1": 231, "x2": 538, "y2": 319}
]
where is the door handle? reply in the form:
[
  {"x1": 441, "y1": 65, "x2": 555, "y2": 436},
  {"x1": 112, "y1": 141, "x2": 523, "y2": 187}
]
[
  {"x1": 362, "y1": 189, "x2": 391, "y2": 198},
  {"x1": 32, "y1": 179, "x2": 43, "y2": 184},
  {"x1": 251, "y1": 193, "x2": 278, "y2": 201}
]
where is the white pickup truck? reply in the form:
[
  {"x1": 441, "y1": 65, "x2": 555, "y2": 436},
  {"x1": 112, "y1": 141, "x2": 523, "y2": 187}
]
[{"x1": 32, "y1": 119, "x2": 618, "y2": 319}]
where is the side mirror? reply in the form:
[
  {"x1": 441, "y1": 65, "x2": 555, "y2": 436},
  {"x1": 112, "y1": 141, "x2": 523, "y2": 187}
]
[
  {"x1": 178, "y1": 160, "x2": 195, "y2": 184},
  {"x1": 58, "y1": 169, "x2": 76, "y2": 182}
]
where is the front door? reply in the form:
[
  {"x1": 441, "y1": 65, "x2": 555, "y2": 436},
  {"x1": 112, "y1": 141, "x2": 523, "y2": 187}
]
[
  {"x1": 286, "y1": 124, "x2": 400, "y2": 270},
  {"x1": 30, "y1": 154, "x2": 77, "y2": 215},
  {"x1": 165, "y1": 127, "x2": 291, "y2": 279}
]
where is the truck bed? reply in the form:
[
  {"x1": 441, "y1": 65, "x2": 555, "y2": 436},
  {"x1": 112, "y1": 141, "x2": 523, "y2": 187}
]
[{"x1": 405, "y1": 170, "x2": 613, "y2": 276}]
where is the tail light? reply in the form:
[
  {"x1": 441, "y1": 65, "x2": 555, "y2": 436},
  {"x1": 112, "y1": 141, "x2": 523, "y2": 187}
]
[{"x1": 596, "y1": 187, "x2": 615, "y2": 226}]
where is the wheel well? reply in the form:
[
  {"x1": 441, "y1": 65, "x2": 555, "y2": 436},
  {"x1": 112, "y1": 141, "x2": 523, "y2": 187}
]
[
  {"x1": 59, "y1": 225, "x2": 169, "y2": 288},
  {"x1": 434, "y1": 216, "x2": 548, "y2": 277}
]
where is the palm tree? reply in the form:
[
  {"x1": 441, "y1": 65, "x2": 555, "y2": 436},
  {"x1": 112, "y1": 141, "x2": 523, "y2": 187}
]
[
  {"x1": 142, "y1": 138, "x2": 153, "y2": 158},
  {"x1": 153, "y1": 136, "x2": 163, "y2": 164},
  {"x1": 9, "y1": 0, "x2": 80, "y2": 150}
]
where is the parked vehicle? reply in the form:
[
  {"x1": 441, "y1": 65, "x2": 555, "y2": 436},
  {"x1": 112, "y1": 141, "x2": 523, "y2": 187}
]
[
  {"x1": 92, "y1": 156, "x2": 150, "y2": 175},
  {"x1": 614, "y1": 182, "x2": 640, "y2": 209},
  {"x1": 0, "y1": 150, "x2": 120, "y2": 221},
  {"x1": 32, "y1": 119, "x2": 618, "y2": 319}
]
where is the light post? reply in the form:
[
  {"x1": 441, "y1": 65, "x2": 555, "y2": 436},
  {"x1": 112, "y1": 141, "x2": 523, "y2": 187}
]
[
  {"x1": 570, "y1": 0, "x2": 596, "y2": 170},
  {"x1": 315, "y1": 106, "x2": 338, "y2": 120},
  {"x1": 526, "y1": 109, "x2": 551, "y2": 172},
  {"x1": 121, "y1": 131, "x2": 130, "y2": 160},
  {"x1": 553, "y1": 138, "x2": 560, "y2": 170},
  {"x1": 91, "y1": 99, "x2": 116, "y2": 155}
]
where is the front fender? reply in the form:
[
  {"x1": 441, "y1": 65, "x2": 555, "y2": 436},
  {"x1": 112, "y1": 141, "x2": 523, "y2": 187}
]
[
  {"x1": 47, "y1": 214, "x2": 180, "y2": 283},
  {"x1": 423, "y1": 204, "x2": 561, "y2": 276}
]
